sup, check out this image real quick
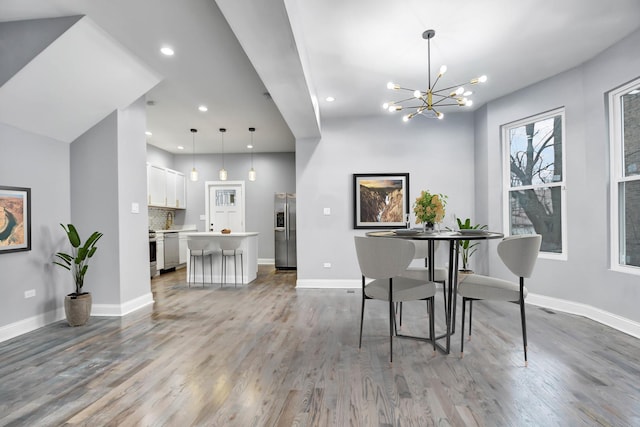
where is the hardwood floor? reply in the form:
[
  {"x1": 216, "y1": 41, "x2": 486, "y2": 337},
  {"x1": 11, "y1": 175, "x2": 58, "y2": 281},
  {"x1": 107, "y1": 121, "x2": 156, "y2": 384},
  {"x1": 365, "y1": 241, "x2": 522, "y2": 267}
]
[{"x1": 1, "y1": 265, "x2": 639, "y2": 426}]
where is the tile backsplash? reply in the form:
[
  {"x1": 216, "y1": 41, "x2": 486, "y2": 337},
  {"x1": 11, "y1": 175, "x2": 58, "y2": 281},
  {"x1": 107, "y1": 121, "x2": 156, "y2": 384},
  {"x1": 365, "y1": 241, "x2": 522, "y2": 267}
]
[{"x1": 149, "y1": 207, "x2": 183, "y2": 230}]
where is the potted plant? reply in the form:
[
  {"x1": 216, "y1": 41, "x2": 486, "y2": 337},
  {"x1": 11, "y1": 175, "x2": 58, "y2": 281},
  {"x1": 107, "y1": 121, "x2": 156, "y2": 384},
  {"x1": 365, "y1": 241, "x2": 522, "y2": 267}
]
[
  {"x1": 413, "y1": 190, "x2": 447, "y2": 232},
  {"x1": 456, "y1": 217, "x2": 487, "y2": 272},
  {"x1": 53, "y1": 224, "x2": 103, "y2": 326}
]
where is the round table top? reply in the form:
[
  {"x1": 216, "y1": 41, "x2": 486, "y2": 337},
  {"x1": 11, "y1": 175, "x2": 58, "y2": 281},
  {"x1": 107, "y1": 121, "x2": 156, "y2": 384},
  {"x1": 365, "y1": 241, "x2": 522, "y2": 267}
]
[{"x1": 365, "y1": 229, "x2": 504, "y2": 241}]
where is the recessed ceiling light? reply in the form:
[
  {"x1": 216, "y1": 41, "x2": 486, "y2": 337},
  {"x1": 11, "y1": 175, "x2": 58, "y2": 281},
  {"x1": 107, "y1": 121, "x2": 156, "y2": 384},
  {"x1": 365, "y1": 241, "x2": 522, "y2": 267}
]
[
  {"x1": 198, "y1": 105, "x2": 208, "y2": 112},
  {"x1": 177, "y1": 146, "x2": 184, "y2": 150},
  {"x1": 160, "y1": 46, "x2": 174, "y2": 56},
  {"x1": 326, "y1": 96, "x2": 335, "y2": 102},
  {"x1": 247, "y1": 144, "x2": 254, "y2": 149},
  {"x1": 145, "y1": 131, "x2": 152, "y2": 136}
]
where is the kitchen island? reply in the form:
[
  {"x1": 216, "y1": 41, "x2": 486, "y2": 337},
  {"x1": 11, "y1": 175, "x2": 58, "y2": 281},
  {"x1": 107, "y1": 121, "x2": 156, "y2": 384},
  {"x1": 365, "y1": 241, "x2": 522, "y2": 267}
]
[{"x1": 183, "y1": 231, "x2": 259, "y2": 285}]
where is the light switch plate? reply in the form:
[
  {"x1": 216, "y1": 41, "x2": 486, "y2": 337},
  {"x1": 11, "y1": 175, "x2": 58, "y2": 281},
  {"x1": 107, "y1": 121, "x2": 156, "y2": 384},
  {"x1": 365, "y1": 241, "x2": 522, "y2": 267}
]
[
  {"x1": 131, "y1": 202, "x2": 139, "y2": 214},
  {"x1": 323, "y1": 208, "x2": 331, "y2": 216},
  {"x1": 199, "y1": 214, "x2": 206, "y2": 220}
]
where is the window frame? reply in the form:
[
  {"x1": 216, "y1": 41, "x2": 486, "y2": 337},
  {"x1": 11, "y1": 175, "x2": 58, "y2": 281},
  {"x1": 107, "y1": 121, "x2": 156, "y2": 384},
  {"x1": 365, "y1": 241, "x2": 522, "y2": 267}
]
[
  {"x1": 608, "y1": 77, "x2": 640, "y2": 275},
  {"x1": 501, "y1": 107, "x2": 567, "y2": 260}
]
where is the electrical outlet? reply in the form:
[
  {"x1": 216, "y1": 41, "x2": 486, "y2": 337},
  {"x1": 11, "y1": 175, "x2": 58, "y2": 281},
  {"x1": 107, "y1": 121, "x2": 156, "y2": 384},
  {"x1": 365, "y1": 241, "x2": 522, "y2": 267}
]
[
  {"x1": 323, "y1": 262, "x2": 331, "y2": 268},
  {"x1": 24, "y1": 289, "x2": 36, "y2": 298}
]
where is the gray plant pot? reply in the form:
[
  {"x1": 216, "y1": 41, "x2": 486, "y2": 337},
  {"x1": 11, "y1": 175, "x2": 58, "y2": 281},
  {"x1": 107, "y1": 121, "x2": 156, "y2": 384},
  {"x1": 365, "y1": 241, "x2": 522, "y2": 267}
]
[{"x1": 64, "y1": 293, "x2": 92, "y2": 326}]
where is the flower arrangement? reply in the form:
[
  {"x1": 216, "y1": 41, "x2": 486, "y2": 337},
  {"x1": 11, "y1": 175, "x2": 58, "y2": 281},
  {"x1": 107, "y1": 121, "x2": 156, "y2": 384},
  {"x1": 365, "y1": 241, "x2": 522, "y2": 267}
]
[{"x1": 413, "y1": 190, "x2": 447, "y2": 224}]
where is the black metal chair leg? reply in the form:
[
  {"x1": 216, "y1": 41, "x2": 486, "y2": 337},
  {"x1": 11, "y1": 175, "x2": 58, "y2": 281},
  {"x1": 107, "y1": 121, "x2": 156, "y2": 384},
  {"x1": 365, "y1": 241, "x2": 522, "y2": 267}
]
[
  {"x1": 359, "y1": 276, "x2": 365, "y2": 349},
  {"x1": 430, "y1": 297, "x2": 436, "y2": 353},
  {"x1": 520, "y1": 278, "x2": 528, "y2": 366},
  {"x1": 460, "y1": 297, "x2": 466, "y2": 357},
  {"x1": 468, "y1": 300, "x2": 473, "y2": 336},
  {"x1": 389, "y1": 280, "x2": 394, "y2": 363}
]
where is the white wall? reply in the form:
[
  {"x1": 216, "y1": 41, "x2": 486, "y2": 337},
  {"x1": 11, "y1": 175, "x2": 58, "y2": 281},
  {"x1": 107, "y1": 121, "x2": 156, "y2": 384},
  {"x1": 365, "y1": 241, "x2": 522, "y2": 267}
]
[
  {"x1": 476, "y1": 28, "x2": 640, "y2": 326},
  {"x1": 0, "y1": 123, "x2": 70, "y2": 338},
  {"x1": 296, "y1": 113, "x2": 476, "y2": 285}
]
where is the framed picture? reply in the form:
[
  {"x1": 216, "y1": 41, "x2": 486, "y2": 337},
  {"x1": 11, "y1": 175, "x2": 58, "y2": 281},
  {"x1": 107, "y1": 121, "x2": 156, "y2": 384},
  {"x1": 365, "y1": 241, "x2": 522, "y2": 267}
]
[
  {"x1": 353, "y1": 173, "x2": 409, "y2": 229},
  {"x1": 0, "y1": 186, "x2": 31, "y2": 254}
]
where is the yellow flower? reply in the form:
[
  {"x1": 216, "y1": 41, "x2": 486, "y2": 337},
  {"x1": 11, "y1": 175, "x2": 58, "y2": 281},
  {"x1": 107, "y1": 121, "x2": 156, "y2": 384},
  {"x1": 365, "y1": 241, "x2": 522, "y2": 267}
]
[{"x1": 413, "y1": 190, "x2": 447, "y2": 224}]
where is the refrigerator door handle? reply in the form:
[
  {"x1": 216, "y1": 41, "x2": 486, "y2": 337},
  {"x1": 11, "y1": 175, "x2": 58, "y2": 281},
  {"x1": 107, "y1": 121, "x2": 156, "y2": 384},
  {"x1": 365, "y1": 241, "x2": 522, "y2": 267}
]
[{"x1": 284, "y1": 203, "x2": 289, "y2": 241}]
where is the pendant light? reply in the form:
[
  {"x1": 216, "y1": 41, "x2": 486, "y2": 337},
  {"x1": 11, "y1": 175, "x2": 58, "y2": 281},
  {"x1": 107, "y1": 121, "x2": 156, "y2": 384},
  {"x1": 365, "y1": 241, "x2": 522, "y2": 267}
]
[
  {"x1": 248, "y1": 127, "x2": 256, "y2": 181},
  {"x1": 219, "y1": 128, "x2": 227, "y2": 181},
  {"x1": 189, "y1": 128, "x2": 198, "y2": 181}
]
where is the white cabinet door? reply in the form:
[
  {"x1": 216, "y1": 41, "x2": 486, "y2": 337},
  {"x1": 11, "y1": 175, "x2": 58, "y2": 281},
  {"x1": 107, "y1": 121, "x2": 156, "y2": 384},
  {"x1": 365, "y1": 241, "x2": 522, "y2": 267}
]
[
  {"x1": 166, "y1": 169, "x2": 177, "y2": 208},
  {"x1": 148, "y1": 164, "x2": 167, "y2": 206},
  {"x1": 179, "y1": 232, "x2": 189, "y2": 264},
  {"x1": 175, "y1": 173, "x2": 186, "y2": 208},
  {"x1": 156, "y1": 234, "x2": 165, "y2": 270}
]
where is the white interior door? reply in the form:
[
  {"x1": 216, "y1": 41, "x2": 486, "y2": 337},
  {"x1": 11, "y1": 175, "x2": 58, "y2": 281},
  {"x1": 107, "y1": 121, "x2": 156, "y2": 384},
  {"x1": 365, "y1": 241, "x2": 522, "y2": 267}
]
[{"x1": 205, "y1": 181, "x2": 245, "y2": 232}]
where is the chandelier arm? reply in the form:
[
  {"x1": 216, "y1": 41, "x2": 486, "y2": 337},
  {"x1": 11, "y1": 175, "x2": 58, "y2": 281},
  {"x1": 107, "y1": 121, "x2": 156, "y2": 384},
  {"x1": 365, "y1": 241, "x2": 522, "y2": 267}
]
[
  {"x1": 433, "y1": 82, "x2": 471, "y2": 94},
  {"x1": 432, "y1": 101, "x2": 465, "y2": 107}
]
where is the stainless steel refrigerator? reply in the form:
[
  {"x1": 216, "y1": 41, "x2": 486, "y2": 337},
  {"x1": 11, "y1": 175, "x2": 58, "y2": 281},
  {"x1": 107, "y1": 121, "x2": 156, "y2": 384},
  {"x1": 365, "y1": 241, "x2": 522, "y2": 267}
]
[{"x1": 275, "y1": 193, "x2": 296, "y2": 269}]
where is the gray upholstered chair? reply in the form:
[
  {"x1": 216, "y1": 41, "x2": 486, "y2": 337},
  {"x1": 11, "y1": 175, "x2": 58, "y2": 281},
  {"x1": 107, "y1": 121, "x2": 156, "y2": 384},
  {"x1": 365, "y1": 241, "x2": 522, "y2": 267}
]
[
  {"x1": 187, "y1": 239, "x2": 214, "y2": 286},
  {"x1": 399, "y1": 240, "x2": 448, "y2": 318},
  {"x1": 354, "y1": 236, "x2": 437, "y2": 363},
  {"x1": 458, "y1": 234, "x2": 541, "y2": 365},
  {"x1": 219, "y1": 237, "x2": 243, "y2": 287}
]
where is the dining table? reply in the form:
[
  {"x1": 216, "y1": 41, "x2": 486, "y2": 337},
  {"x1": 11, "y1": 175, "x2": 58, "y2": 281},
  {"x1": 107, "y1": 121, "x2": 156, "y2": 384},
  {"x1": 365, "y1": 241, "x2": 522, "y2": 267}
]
[{"x1": 366, "y1": 228, "x2": 504, "y2": 354}]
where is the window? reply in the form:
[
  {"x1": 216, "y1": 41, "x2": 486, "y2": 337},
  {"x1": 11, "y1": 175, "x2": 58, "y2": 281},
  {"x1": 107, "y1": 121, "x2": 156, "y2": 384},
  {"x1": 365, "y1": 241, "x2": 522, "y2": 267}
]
[
  {"x1": 609, "y1": 78, "x2": 640, "y2": 272},
  {"x1": 502, "y1": 108, "x2": 566, "y2": 258}
]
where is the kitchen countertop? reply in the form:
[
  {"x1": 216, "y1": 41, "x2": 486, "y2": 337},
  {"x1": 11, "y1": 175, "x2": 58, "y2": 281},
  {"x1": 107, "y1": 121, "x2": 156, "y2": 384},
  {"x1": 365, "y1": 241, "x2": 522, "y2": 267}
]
[
  {"x1": 183, "y1": 231, "x2": 259, "y2": 237},
  {"x1": 154, "y1": 226, "x2": 197, "y2": 234}
]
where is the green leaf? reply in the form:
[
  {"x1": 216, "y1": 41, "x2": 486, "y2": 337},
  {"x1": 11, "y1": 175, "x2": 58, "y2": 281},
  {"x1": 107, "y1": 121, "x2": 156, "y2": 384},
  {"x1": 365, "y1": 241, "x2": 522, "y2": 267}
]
[{"x1": 64, "y1": 223, "x2": 81, "y2": 248}]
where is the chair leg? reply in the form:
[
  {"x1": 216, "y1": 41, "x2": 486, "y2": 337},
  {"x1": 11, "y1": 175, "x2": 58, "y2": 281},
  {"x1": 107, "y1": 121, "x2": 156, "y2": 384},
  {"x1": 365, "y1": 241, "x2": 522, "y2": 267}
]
[
  {"x1": 429, "y1": 297, "x2": 436, "y2": 354},
  {"x1": 359, "y1": 276, "x2": 365, "y2": 349},
  {"x1": 234, "y1": 252, "x2": 237, "y2": 288},
  {"x1": 468, "y1": 300, "x2": 473, "y2": 337},
  {"x1": 240, "y1": 252, "x2": 244, "y2": 284},
  {"x1": 520, "y1": 280, "x2": 528, "y2": 366},
  {"x1": 460, "y1": 297, "x2": 466, "y2": 358},
  {"x1": 389, "y1": 296, "x2": 394, "y2": 364}
]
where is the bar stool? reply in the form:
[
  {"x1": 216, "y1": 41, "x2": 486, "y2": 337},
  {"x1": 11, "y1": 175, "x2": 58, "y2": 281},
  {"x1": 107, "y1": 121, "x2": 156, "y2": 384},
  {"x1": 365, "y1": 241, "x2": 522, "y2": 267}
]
[
  {"x1": 219, "y1": 237, "x2": 243, "y2": 287},
  {"x1": 187, "y1": 239, "x2": 214, "y2": 286}
]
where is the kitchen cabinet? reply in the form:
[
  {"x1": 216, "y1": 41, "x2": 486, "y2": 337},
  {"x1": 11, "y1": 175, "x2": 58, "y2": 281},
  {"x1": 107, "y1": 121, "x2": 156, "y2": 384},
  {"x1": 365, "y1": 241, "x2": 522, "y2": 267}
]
[
  {"x1": 148, "y1": 164, "x2": 167, "y2": 206},
  {"x1": 156, "y1": 233, "x2": 165, "y2": 270},
  {"x1": 179, "y1": 232, "x2": 189, "y2": 264},
  {"x1": 147, "y1": 164, "x2": 186, "y2": 209}
]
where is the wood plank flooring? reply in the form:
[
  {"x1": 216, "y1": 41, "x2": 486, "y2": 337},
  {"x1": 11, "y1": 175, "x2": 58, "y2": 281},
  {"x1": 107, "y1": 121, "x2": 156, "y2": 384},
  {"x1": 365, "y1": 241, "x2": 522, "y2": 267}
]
[{"x1": 1, "y1": 265, "x2": 640, "y2": 426}]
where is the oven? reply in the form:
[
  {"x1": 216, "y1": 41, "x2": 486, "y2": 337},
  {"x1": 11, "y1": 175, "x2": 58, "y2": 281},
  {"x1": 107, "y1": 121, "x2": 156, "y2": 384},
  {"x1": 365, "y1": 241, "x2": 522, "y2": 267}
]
[{"x1": 149, "y1": 230, "x2": 157, "y2": 278}]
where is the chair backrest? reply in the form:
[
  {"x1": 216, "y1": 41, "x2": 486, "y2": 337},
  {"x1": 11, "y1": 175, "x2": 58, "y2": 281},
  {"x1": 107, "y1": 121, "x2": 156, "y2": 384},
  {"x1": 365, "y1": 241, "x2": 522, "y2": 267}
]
[
  {"x1": 497, "y1": 234, "x2": 542, "y2": 278},
  {"x1": 219, "y1": 237, "x2": 242, "y2": 251},
  {"x1": 354, "y1": 236, "x2": 415, "y2": 280},
  {"x1": 410, "y1": 240, "x2": 439, "y2": 259},
  {"x1": 188, "y1": 239, "x2": 210, "y2": 252}
]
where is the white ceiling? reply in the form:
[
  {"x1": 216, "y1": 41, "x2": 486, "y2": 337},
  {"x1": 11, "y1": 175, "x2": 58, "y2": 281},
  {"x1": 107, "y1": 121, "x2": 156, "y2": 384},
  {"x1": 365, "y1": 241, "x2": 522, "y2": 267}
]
[{"x1": 1, "y1": 0, "x2": 640, "y2": 154}]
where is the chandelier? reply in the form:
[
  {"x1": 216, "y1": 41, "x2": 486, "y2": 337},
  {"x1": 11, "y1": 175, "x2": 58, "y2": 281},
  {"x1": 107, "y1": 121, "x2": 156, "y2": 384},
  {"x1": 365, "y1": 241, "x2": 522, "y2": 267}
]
[{"x1": 383, "y1": 29, "x2": 487, "y2": 121}]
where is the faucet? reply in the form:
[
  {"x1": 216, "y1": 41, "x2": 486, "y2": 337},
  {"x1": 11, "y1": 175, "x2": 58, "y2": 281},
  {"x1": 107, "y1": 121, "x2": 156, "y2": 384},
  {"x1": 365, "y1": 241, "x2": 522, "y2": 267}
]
[{"x1": 165, "y1": 211, "x2": 174, "y2": 230}]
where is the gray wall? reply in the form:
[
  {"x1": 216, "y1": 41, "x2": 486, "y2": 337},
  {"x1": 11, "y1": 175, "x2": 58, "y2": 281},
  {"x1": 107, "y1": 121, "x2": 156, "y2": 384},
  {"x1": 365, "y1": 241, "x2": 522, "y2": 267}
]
[
  {"x1": 155, "y1": 149, "x2": 296, "y2": 261},
  {"x1": 296, "y1": 113, "x2": 476, "y2": 284},
  {"x1": 0, "y1": 123, "x2": 70, "y2": 329},
  {"x1": 475, "y1": 28, "x2": 640, "y2": 323},
  {"x1": 70, "y1": 96, "x2": 152, "y2": 309}
]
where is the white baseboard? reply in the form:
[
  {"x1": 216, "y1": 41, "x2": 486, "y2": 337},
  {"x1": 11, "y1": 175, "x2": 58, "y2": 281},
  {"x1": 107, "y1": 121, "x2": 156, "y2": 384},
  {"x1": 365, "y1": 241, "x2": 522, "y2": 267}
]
[
  {"x1": 527, "y1": 293, "x2": 640, "y2": 339},
  {"x1": 92, "y1": 292, "x2": 154, "y2": 316},
  {"x1": 0, "y1": 308, "x2": 65, "y2": 343},
  {"x1": 296, "y1": 279, "x2": 360, "y2": 289},
  {"x1": 0, "y1": 292, "x2": 155, "y2": 343},
  {"x1": 258, "y1": 258, "x2": 274, "y2": 265}
]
